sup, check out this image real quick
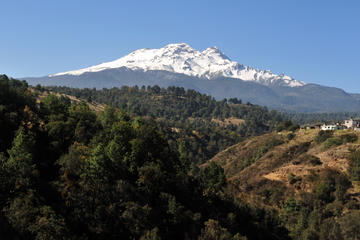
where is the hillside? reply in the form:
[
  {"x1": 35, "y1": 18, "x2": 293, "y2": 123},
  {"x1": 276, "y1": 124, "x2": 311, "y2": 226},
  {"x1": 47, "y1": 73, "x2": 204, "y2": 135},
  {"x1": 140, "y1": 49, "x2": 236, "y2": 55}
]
[
  {"x1": 0, "y1": 74, "x2": 291, "y2": 240},
  {"x1": 207, "y1": 129, "x2": 360, "y2": 239},
  {"x1": 30, "y1": 87, "x2": 106, "y2": 113},
  {"x1": 40, "y1": 85, "x2": 297, "y2": 164}
]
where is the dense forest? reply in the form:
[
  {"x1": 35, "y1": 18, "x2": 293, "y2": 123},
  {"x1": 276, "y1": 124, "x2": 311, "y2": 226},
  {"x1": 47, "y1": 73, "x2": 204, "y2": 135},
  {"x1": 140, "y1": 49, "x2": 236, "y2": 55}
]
[
  {"x1": 0, "y1": 75, "x2": 290, "y2": 239},
  {"x1": 41, "y1": 85, "x2": 298, "y2": 165},
  {"x1": 2, "y1": 75, "x2": 359, "y2": 239}
]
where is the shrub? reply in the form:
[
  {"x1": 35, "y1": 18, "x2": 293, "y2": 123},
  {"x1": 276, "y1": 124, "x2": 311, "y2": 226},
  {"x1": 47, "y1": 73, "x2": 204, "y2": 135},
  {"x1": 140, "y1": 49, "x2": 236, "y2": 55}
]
[
  {"x1": 339, "y1": 133, "x2": 358, "y2": 143},
  {"x1": 322, "y1": 137, "x2": 342, "y2": 149},
  {"x1": 282, "y1": 197, "x2": 298, "y2": 212},
  {"x1": 315, "y1": 130, "x2": 333, "y2": 144},
  {"x1": 288, "y1": 173, "x2": 301, "y2": 184},
  {"x1": 287, "y1": 133, "x2": 296, "y2": 140},
  {"x1": 308, "y1": 155, "x2": 322, "y2": 166}
]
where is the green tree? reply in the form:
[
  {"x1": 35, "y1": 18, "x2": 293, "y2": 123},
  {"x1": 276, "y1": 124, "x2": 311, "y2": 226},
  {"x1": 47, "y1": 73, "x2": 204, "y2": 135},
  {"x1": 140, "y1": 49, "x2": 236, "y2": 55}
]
[
  {"x1": 198, "y1": 219, "x2": 234, "y2": 240},
  {"x1": 5, "y1": 128, "x2": 36, "y2": 191},
  {"x1": 202, "y1": 162, "x2": 227, "y2": 190}
]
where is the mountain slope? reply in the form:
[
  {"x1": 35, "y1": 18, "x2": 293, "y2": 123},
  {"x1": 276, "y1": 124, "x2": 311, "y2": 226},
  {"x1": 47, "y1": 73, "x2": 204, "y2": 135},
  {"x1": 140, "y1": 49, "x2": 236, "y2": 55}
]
[
  {"x1": 25, "y1": 68, "x2": 360, "y2": 113},
  {"x1": 50, "y1": 43, "x2": 305, "y2": 87},
  {"x1": 23, "y1": 43, "x2": 360, "y2": 113}
]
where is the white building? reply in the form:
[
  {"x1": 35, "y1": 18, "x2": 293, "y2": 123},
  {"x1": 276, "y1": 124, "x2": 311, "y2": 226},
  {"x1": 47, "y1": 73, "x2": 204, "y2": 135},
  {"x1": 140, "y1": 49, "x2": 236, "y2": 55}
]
[
  {"x1": 321, "y1": 124, "x2": 343, "y2": 131},
  {"x1": 344, "y1": 118, "x2": 359, "y2": 129}
]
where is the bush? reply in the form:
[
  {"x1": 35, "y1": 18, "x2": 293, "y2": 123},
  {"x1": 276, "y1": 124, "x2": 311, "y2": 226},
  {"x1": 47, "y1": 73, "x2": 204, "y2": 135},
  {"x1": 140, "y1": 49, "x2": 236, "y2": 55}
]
[
  {"x1": 276, "y1": 120, "x2": 299, "y2": 132},
  {"x1": 287, "y1": 133, "x2": 296, "y2": 140},
  {"x1": 339, "y1": 133, "x2": 358, "y2": 143},
  {"x1": 288, "y1": 173, "x2": 301, "y2": 184},
  {"x1": 315, "y1": 130, "x2": 333, "y2": 144},
  {"x1": 282, "y1": 197, "x2": 298, "y2": 212},
  {"x1": 308, "y1": 156, "x2": 322, "y2": 166},
  {"x1": 322, "y1": 137, "x2": 342, "y2": 149}
]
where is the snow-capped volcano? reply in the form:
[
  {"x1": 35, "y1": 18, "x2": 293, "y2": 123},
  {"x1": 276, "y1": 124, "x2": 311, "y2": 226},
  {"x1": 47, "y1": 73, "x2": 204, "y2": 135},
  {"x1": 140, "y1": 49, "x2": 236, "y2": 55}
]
[{"x1": 51, "y1": 43, "x2": 305, "y2": 87}]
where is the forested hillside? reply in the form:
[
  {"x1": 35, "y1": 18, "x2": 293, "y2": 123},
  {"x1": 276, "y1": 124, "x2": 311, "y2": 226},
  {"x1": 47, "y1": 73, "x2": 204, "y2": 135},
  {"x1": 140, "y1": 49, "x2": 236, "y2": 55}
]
[
  {"x1": 0, "y1": 75, "x2": 290, "y2": 239},
  {"x1": 40, "y1": 85, "x2": 297, "y2": 164},
  {"x1": 208, "y1": 129, "x2": 360, "y2": 239}
]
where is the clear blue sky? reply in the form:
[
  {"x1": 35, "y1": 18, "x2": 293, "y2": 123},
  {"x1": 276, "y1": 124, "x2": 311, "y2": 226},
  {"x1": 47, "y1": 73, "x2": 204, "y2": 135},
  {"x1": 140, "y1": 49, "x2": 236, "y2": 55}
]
[{"x1": 1, "y1": 0, "x2": 359, "y2": 92}]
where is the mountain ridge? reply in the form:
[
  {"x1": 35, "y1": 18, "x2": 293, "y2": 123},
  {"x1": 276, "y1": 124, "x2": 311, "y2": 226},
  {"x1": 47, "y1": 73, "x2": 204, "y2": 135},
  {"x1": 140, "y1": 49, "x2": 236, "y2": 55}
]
[
  {"x1": 49, "y1": 43, "x2": 305, "y2": 87},
  {"x1": 22, "y1": 43, "x2": 360, "y2": 113},
  {"x1": 25, "y1": 68, "x2": 360, "y2": 113}
]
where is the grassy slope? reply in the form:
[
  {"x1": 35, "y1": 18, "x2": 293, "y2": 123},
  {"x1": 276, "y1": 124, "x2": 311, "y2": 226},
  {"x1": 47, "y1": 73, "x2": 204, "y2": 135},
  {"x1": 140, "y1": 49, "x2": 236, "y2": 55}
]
[
  {"x1": 30, "y1": 87, "x2": 106, "y2": 113},
  {"x1": 207, "y1": 129, "x2": 360, "y2": 204}
]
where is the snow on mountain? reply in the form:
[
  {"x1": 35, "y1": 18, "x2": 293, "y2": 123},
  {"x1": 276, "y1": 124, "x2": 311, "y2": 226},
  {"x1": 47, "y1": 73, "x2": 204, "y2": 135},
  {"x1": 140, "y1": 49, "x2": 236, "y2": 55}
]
[{"x1": 51, "y1": 43, "x2": 306, "y2": 87}]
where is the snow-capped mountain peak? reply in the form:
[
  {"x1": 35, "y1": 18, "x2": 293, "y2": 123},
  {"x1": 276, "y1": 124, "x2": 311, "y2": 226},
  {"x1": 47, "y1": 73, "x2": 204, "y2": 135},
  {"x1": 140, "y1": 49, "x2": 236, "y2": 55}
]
[{"x1": 51, "y1": 43, "x2": 306, "y2": 87}]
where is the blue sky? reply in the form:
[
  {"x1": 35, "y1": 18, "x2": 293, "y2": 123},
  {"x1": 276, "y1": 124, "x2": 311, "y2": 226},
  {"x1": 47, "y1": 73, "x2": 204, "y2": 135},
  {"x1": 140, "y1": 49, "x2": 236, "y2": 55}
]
[{"x1": 1, "y1": 0, "x2": 359, "y2": 92}]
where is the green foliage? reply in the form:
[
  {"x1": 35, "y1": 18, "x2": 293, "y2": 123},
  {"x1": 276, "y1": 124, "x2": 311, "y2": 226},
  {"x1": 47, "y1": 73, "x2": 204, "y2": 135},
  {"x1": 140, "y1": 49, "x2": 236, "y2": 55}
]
[
  {"x1": 45, "y1": 85, "x2": 292, "y2": 164},
  {"x1": 241, "y1": 136, "x2": 284, "y2": 170},
  {"x1": 2, "y1": 78, "x2": 358, "y2": 239},
  {"x1": 339, "y1": 133, "x2": 358, "y2": 143},
  {"x1": 5, "y1": 128, "x2": 37, "y2": 191},
  {"x1": 282, "y1": 169, "x2": 354, "y2": 240},
  {"x1": 316, "y1": 132, "x2": 358, "y2": 150},
  {"x1": 198, "y1": 219, "x2": 233, "y2": 240},
  {"x1": 307, "y1": 155, "x2": 322, "y2": 166},
  {"x1": 0, "y1": 75, "x2": 36, "y2": 152},
  {"x1": 2, "y1": 84, "x2": 293, "y2": 239},
  {"x1": 276, "y1": 120, "x2": 300, "y2": 132},
  {"x1": 319, "y1": 218, "x2": 343, "y2": 240},
  {"x1": 339, "y1": 211, "x2": 360, "y2": 240},
  {"x1": 321, "y1": 133, "x2": 357, "y2": 150},
  {"x1": 322, "y1": 137, "x2": 343, "y2": 149},
  {"x1": 202, "y1": 162, "x2": 227, "y2": 190},
  {"x1": 314, "y1": 130, "x2": 333, "y2": 143},
  {"x1": 282, "y1": 198, "x2": 298, "y2": 213},
  {"x1": 287, "y1": 111, "x2": 360, "y2": 125},
  {"x1": 348, "y1": 150, "x2": 360, "y2": 181},
  {"x1": 40, "y1": 94, "x2": 70, "y2": 118}
]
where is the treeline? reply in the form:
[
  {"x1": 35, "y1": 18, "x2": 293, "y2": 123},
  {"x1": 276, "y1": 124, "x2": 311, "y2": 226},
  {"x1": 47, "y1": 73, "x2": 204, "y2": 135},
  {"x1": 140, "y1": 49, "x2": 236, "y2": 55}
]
[
  {"x1": 43, "y1": 85, "x2": 285, "y2": 123},
  {"x1": 0, "y1": 75, "x2": 290, "y2": 239},
  {"x1": 286, "y1": 111, "x2": 360, "y2": 125},
  {"x1": 42, "y1": 85, "x2": 297, "y2": 164}
]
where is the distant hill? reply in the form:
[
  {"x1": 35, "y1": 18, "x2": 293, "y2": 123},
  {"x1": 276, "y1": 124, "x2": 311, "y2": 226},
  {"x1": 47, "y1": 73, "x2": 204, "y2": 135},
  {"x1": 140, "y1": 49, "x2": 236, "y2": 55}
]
[
  {"x1": 40, "y1": 84, "x2": 297, "y2": 164},
  {"x1": 25, "y1": 68, "x2": 360, "y2": 113},
  {"x1": 23, "y1": 43, "x2": 360, "y2": 113},
  {"x1": 351, "y1": 93, "x2": 360, "y2": 101}
]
